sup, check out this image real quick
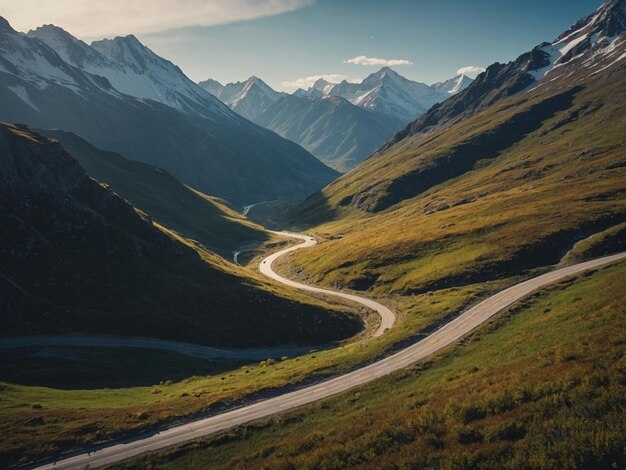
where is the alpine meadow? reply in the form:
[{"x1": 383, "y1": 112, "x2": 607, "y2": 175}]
[{"x1": 0, "y1": 1, "x2": 625, "y2": 469}]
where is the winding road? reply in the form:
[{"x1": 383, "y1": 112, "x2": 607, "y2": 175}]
[
  {"x1": 32, "y1": 246, "x2": 626, "y2": 470},
  {"x1": 260, "y1": 231, "x2": 396, "y2": 337},
  {"x1": 242, "y1": 199, "x2": 280, "y2": 216}
]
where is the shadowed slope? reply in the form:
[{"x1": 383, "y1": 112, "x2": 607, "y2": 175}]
[{"x1": 0, "y1": 123, "x2": 361, "y2": 347}]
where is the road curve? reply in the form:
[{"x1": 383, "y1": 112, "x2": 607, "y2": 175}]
[
  {"x1": 259, "y1": 231, "x2": 396, "y2": 337},
  {"x1": 242, "y1": 199, "x2": 279, "y2": 216},
  {"x1": 33, "y1": 251, "x2": 626, "y2": 470}
]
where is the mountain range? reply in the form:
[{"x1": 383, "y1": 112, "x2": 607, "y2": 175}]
[
  {"x1": 296, "y1": 67, "x2": 466, "y2": 123},
  {"x1": 199, "y1": 75, "x2": 286, "y2": 122},
  {"x1": 0, "y1": 19, "x2": 337, "y2": 206},
  {"x1": 291, "y1": 0, "x2": 626, "y2": 294},
  {"x1": 1, "y1": 0, "x2": 626, "y2": 468},
  {"x1": 201, "y1": 68, "x2": 471, "y2": 171},
  {"x1": 380, "y1": 0, "x2": 626, "y2": 154}
]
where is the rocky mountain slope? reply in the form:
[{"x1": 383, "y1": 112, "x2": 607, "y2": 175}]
[
  {"x1": 288, "y1": 0, "x2": 626, "y2": 296},
  {"x1": 255, "y1": 94, "x2": 404, "y2": 172},
  {"x1": 39, "y1": 129, "x2": 267, "y2": 255},
  {"x1": 432, "y1": 73, "x2": 474, "y2": 94},
  {"x1": 0, "y1": 19, "x2": 337, "y2": 206},
  {"x1": 200, "y1": 76, "x2": 285, "y2": 121},
  {"x1": 0, "y1": 123, "x2": 360, "y2": 346},
  {"x1": 380, "y1": 0, "x2": 626, "y2": 153}
]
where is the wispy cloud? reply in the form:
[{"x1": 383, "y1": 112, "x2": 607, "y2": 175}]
[
  {"x1": 344, "y1": 55, "x2": 412, "y2": 66},
  {"x1": 0, "y1": 0, "x2": 314, "y2": 39},
  {"x1": 281, "y1": 74, "x2": 357, "y2": 89},
  {"x1": 456, "y1": 65, "x2": 486, "y2": 77}
]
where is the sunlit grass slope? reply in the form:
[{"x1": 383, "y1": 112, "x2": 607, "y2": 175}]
[
  {"x1": 288, "y1": 64, "x2": 626, "y2": 296},
  {"x1": 118, "y1": 260, "x2": 626, "y2": 470}
]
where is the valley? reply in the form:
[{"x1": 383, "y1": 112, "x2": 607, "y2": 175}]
[
  {"x1": 1, "y1": 1, "x2": 625, "y2": 469},
  {"x1": 27, "y1": 253, "x2": 626, "y2": 470}
]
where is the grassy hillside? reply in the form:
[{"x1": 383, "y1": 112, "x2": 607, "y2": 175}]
[
  {"x1": 0, "y1": 261, "x2": 497, "y2": 467},
  {"x1": 286, "y1": 62, "x2": 626, "y2": 296},
  {"x1": 39, "y1": 130, "x2": 266, "y2": 256},
  {"x1": 0, "y1": 123, "x2": 361, "y2": 348},
  {"x1": 117, "y1": 259, "x2": 626, "y2": 470}
]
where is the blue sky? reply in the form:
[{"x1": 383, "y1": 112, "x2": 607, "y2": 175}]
[
  {"x1": 2, "y1": 0, "x2": 604, "y2": 91},
  {"x1": 146, "y1": 0, "x2": 603, "y2": 90}
]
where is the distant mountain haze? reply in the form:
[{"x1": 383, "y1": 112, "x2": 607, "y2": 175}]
[
  {"x1": 200, "y1": 68, "x2": 472, "y2": 171},
  {"x1": 0, "y1": 19, "x2": 337, "y2": 207}
]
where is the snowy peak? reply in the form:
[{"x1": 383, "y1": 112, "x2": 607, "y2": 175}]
[
  {"x1": 198, "y1": 78, "x2": 224, "y2": 96},
  {"x1": 0, "y1": 19, "x2": 109, "y2": 96},
  {"x1": 313, "y1": 78, "x2": 332, "y2": 90},
  {"x1": 28, "y1": 24, "x2": 104, "y2": 68},
  {"x1": 203, "y1": 75, "x2": 284, "y2": 121},
  {"x1": 557, "y1": 0, "x2": 625, "y2": 44},
  {"x1": 371, "y1": 66, "x2": 399, "y2": 80},
  {"x1": 528, "y1": 0, "x2": 626, "y2": 83},
  {"x1": 433, "y1": 74, "x2": 473, "y2": 94},
  {"x1": 29, "y1": 25, "x2": 227, "y2": 115},
  {"x1": 242, "y1": 75, "x2": 277, "y2": 98},
  {"x1": 91, "y1": 35, "x2": 159, "y2": 73},
  {"x1": 297, "y1": 67, "x2": 456, "y2": 124}
]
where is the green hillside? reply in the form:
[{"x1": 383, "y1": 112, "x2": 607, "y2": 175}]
[
  {"x1": 0, "y1": 123, "x2": 361, "y2": 348},
  {"x1": 287, "y1": 60, "x2": 626, "y2": 296},
  {"x1": 117, "y1": 259, "x2": 626, "y2": 470},
  {"x1": 39, "y1": 129, "x2": 266, "y2": 256}
]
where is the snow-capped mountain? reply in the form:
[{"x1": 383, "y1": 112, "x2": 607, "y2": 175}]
[
  {"x1": 432, "y1": 74, "x2": 473, "y2": 94},
  {"x1": 0, "y1": 17, "x2": 337, "y2": 206},
  {"x1": 256, "y1": 94, "x2": 405, "y2": 172},
  {"x1": 380, "y1": 0, "x2": 626, "y2": 153},
  {"x1": 200, "y1": 76, "x2": 285, "y2": 121},
  {"x1": 200, "y1": 73, "x2": 407, "y2": 170},
  {"x1": 0, "y1": 18, "x2": 115, "y2": 99},
  {"x1": 198, "y1": 78, "x2": 224, "y2": 97},
  {"x1": 298, "y1": 67, "x2": 472, "y2": 124},
  {"x1": 28, "y1": 25, "x2": 227, "y2": 116},
  {"x1": 528, "y1": 0, "x2": 626, "y2": 84}
]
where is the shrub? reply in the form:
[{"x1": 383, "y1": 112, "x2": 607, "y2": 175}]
[
  {"x1": 485, "y1": 420, "x2": 527, "y2": 442},
  {"x1": 456, "y1": 426, "x2": 483, "y2": 444}
]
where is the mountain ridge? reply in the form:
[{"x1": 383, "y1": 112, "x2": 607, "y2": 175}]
[
  {"x1": 1, "y1": 17, "x2": 338, "y2": 206},
  {"x1": 378, "y1": 0, "x2": 626, "y2": 154},
  {"x1": 255, "y1": 94, "x2": 405, "y2": 171},
  {"x1": 0, "y1": 122, "x2": 360, "y2": 347},
  {"x1": 200, "y1": 68, "x2": 469, "y2": 170},
  {"x1": 296, "y1": 66, "x2": 471, "y2": 124}
]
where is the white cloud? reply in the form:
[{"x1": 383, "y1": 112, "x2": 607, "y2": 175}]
[
  {"x1": 281, "y1": 74, "x2": 356, "y2": 89},
  {"x1": 456, "y1": 65, "x2": 486, "y2": 77},
  {"x1": 0, "y1": 0, "x2": 314, "y2": 39},
  {"x1": 344, "y1": 55, "x2": 412, "y2": 66}
]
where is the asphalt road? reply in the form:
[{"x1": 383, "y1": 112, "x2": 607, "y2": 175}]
[
  {"x1": 260, "y1": 231, "x2": 396, "y2": 337},
  {"x1": 33, "y1": 250, "x2": 626, "y2": 469}
]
